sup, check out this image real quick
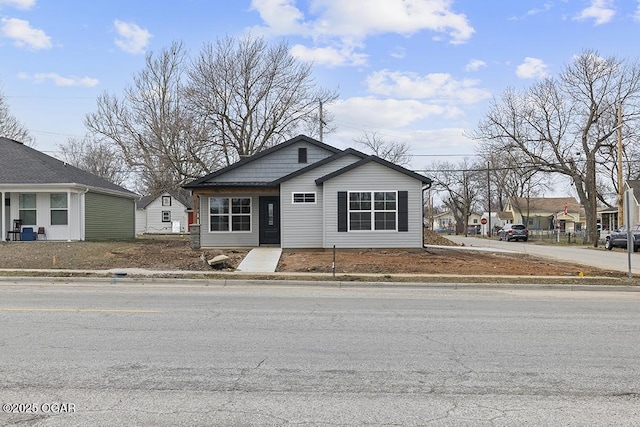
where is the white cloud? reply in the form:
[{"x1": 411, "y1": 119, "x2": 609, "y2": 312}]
[
  {"x1": 516, "y1": 57, "x2": 549, "y2": 79},
  {"x1": 635, "y1": 0, "x2": 640, "y2": 22},
  {"x1": 250, "y1": 0, "x2": 306, "y2": 34},
  {"x1": 290, "y1": 43, "x2": 367, "y2": 67},
  {"x1": 251, "y1": 0, "x2": 475, "y2": 67},
  {"x1": 465, "y1": 59, "x2": 486, "y2": 72},
  {"x1": 365, "y1": 70, "x2": 491, "y2": 104},
  {"x1": 113, "y1": 20, "x2": 151, "y2": 54},
  {"x1": 19, "y1": 72, "x2": 99, "y2": 87},
  {"x1": 331, "y1": 97, "x2": 462, "y2": 130},
  {"x1": 573, "y1": 0, "x2": 615, "y2": 25},
  {"x1": 526, "y1": 2, "x2": 553, "y2": 16},
  {"x1": 0, "y1": 0, "x2": 35, "y2": 9},
  {"x1": 389, "y1": 46, "x2": 406, "y2": 59},
  {"x1": 0, "y1": 17, "x2": 51, "y2": 50}
]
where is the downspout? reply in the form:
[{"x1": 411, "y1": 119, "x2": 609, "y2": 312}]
[
  {"x1": 79, "y1": 187, "x2": 89, "y2": 241},
  {"x1": 422, "y1": 181, "x2": 433, "y2": 246},
  {"x1": 1, "y1": 191, "x2": 5, "y2": 242}
]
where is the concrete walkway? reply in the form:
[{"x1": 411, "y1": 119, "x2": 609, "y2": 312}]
[{"x1": 236, "y1": 247, "x2": 283, "y2": 273}]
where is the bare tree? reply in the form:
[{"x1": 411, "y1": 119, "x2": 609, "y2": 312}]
[
  {"x1": 0, "y1": 87, "x2": 34, "y2": 146},
  {"x1": 472, "y1": 50, "x2": 640, "y2": 245},
  {"x1": 184, "y1": 34, "x2": 338, "y2": 164},
  {"x1": 354, "y1": 131, "x2": 412, "y2": 166},
  {"x1": 477, "y1": 152, "x2": 550, "y2": 213},
  {"x1": 429, "y1": 159, "x2": 483, "y2": 235},
  {"x1": 85, "y1": 41, "x2": 221, "y2": 194},
  {"x1": 58, "y1": 136, "x2": 130, "y2": 187}
]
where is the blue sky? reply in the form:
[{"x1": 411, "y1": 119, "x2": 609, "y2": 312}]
[{"x1": 2, "y1": 0, "x2": 640, "y2": 173}]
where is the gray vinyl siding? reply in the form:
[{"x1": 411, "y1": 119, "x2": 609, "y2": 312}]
[
  {"x1": 322, "y1": 162, "x2": 424, "y2": 248},
  {"x1": 199, "y1": 194, "x2": 261, "y2": 247},
  {"x1": 281, "y1": 154, "x2": 361, "y2": 248},
  {"x1": 85, "y1": 192, "x2": 135, "y2": 240},
  {"x1": 213, "y1": 143, "x2": 336, "y2": 183}
]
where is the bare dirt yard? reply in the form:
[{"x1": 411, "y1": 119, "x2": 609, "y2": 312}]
[{"x1": 0, "y1": 230, "x2": 626, "y2": 283}]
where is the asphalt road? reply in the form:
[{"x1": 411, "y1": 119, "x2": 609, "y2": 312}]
[
  {"x1": 1, "y1": 281, "x2": 640, "y2": 426},
  {"x1": 447, "y1": 235, "x2": 640, "y2": 275}
]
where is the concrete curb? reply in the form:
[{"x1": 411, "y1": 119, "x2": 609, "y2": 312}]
[{"x1": 0, "y1": 270, "x2": 637, "y2": 292}]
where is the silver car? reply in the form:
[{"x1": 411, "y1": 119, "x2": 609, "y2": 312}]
[{"x1": 498, "y1": 224, "x2": 529, "y2": 242}]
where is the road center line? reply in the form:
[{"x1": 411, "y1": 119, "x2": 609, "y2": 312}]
[{"x1": 0, "y1": 308, "x2": 161, "y2": 313}]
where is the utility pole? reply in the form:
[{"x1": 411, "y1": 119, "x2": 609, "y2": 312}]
[
  {"x1": 319, "y1": 100, "x2": 324, "y2": 142},
  {"x1": 487, "y1": 161, "x2": 491, "y2": 237},
  {"x1": 617, "y1": 104, "x2": 624, "y2": 228}
]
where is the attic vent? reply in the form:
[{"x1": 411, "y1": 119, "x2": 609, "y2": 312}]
[{"x1": 298, "y1": 147, "x2": 307, "y2": 163}]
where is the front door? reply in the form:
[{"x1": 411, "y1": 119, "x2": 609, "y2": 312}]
[{"x1": 259, "y1": 196, "x2": 280, "y2": 245}]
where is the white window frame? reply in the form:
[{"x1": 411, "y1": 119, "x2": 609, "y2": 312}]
[
  {"x1": 208, "y1": 197, "x2": 252, "y2": 233},
  {"x1": 50, "y1": 193, "x2": 68, "y2": 225},
  {"x1": 162, "y1": 195, "x2": 172, "y2": 206},
  {"x1": 348, "y1": 191, "x2": 397, "y2": 232},
  {"x1": 162, "y1": 211, "x2": 171, "y2": 223},
  {"x1": 292, "y1": 192, "x2": 316, "y2": 204},
  {"x1": 19, "y1": 193, "x2": 37, "y2": 226}
]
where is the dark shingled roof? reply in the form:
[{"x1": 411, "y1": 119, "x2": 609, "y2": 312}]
[{"x1": 0, "y1": 137, "x2": 136, "y2": 197}]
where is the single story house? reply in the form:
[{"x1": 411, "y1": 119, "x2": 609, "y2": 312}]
[
  {"x1": 136, "y1": 190, "x2": 192, "y2": 235},
  {"x1": 1, "y1": 137, "x2": 137, "y2": 241},
  {"x1": 183, "y1": 134, "x2": 432, "y2": 249},
  {"x1": 505, "y1": 196, "x2": 586, "y2": 232},
  {"x1": 430, "y1": 210, "x2": 483, "y2": 233}
]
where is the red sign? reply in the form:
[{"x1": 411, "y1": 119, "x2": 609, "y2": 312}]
[{"x1": 481, "y1": 218, "x2": 487, "y2": 225}]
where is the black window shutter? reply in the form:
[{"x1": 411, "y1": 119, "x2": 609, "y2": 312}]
[
  {"x1": 338, "y1": 191, "x2": 347, "y2": 232},
  {"x1": 398, "y1": 191, "x2": 408, "y2": 232}
]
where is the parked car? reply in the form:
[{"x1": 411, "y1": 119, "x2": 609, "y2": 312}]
[
  {"x1": 498, "y1": 223, "x2": 529, "y2": 242},
  {"x1": 604, "y1": 224, "x2": 640, "y2": 251}
]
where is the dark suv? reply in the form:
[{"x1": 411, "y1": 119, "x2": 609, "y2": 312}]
[
  {"x1": 498, "y1": 224, "x2": 529, "y2": 242},
  {"x1": 604, "y1": 224, "x2": 640, "y2": 252}
]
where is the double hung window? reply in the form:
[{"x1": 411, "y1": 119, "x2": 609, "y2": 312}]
[
  {"x1": 50, "y1": 193, "x2": 68, "y2": 225},
  {"x1": 349, "y1": 191, "x2": 396, "y2": 231},
  {"x1": 209, "y1": 197, "x2": 251, "y2": 232},
  {"x1": 19, "y1": 194, "x2": 36, "y2": 225}
]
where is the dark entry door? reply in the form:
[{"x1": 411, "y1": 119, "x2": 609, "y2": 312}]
[{"x1": 259, "y1": 196, "x2": 280, "y2": 245}]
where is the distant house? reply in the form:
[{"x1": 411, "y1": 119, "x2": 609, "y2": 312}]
[
  {"x1": 183, "y1": 134, "x2": 432, "y2": 249},
  {"x1": 1, "y1": 137, "x2": 137, "y2": 241},
  {"x1": 136, "y1": 190, "x2": 192, "y2": 235},
  {"x1": 431, "y1": 210, "x2": 483, "y2": 234},
  {"x1": 505, "y1": 196, "x2": 586, "y2": 232}
]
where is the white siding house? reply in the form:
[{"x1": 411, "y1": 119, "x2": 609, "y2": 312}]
[
  {"x1": 183, "y1": 135, "x2": 432, "y2": 249},
  {"x1": 136, "y1": 191, "x2": 191, "y2": 235}
]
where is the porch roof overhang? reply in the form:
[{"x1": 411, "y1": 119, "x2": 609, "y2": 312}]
[
  {"x1": 186, "y1": 183, "x2": 279, "y2": 224},
  {"x1": 0, "y1": 183, "x2": 138, "y2": 199}
]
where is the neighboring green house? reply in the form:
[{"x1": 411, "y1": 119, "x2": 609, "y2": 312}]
[
  {"x1": 183, "y1": 134, "x2": 433, "y2": 249},
  {"x1": 1, "y1": 137, "x2": 137, "y2": 241}
]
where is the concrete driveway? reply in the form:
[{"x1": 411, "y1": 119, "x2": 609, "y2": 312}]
[{"x1": 445, "y1": 235, "x2": 639, "y2": 276}]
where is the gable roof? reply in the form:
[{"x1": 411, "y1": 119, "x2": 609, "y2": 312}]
[
  {"x1": 183, "y1": 134, "x2": 341, "y2": 189},
  {"x1": 271, "y1": 148, "x2": 368, "y2": 185},
  {"x1": 137, "y1": 189, "x2": 192, "y2": 210},
  {"x1": 0, "y1": 137, "x2": 136, "y2": 197},
  {"x1": 315, "y1": 155, "x2": 432, "y2": 186},
  {"x1": 508, "y1": 196, "x2": 582, "y2": 212}
]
